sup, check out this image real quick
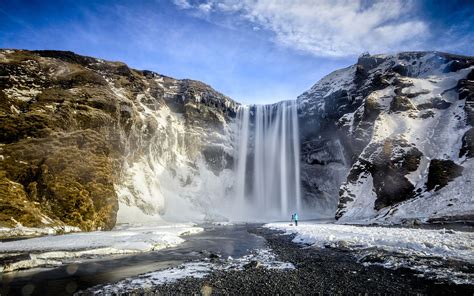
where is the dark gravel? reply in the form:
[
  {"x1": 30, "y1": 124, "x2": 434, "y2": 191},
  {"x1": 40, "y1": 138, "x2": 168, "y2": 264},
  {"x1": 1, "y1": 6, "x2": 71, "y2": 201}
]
[{"x1": 152, "y1": 226, "x2": 474, "y2": 295}]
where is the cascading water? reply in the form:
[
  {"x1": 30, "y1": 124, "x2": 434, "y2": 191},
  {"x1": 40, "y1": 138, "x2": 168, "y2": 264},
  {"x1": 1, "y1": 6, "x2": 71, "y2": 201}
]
[{"x1": 233, "y1": 100, "x2": 302, "y2": 220}]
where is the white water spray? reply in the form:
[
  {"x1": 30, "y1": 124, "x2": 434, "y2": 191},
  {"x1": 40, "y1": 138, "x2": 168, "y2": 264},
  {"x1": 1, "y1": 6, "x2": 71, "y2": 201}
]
[{"x1": 233, "y1": 100, "x2": 302, "y2": 220}]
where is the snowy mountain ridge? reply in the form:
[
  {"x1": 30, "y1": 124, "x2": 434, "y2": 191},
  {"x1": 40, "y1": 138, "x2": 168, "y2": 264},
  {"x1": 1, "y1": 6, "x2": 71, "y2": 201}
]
[{"x1": 298, "y1": 51, "x2": 474, "y2": 224}]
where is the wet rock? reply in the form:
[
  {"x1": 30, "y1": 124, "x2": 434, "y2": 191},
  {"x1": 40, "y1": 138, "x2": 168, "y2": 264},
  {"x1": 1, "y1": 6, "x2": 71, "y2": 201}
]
[{"x1": 426, "y1": 159, "x2": 463, "y2": 191}]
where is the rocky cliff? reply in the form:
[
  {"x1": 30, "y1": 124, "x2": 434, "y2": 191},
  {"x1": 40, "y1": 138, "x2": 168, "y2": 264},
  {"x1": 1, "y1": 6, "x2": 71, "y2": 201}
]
[
  {"x1": 1, "y1": 49, "x2": 473, "y2": 231},
  {"x1": 0, "y1": 49, "x2": 237, "y2": 231},
  {"x1": 298, "y1": 52, "x2": 474, "y2": 223}
]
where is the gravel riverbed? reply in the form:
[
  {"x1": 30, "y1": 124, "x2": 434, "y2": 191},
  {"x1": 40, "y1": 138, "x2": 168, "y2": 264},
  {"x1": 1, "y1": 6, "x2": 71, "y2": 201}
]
[{"x1": 148, "y1": 226, "x2": 473, "y2": 295}]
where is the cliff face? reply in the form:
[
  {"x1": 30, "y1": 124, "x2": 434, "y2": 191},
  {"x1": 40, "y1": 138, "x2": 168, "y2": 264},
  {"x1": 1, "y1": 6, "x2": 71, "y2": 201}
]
[
  {"x1": 0, "y1": 50, "x2": 237, "y2": 231},
  {"x1": 298, "y1": 52, "x2": 474, "y2": 223},
  {"x1": 1, "y1": 49, "x2": 473, "y2": 231}
]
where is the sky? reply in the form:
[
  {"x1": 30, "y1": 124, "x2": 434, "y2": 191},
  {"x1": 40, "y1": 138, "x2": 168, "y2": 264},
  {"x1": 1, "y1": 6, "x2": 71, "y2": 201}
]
[{"x1": 1, "y1": 0, "x2": 473, "y2": 104}]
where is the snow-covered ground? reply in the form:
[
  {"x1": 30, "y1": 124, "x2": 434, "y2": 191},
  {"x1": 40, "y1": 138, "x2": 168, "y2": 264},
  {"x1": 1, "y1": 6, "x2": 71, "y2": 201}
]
[
  {"x1": 0, "y1": 224, "x2": 81, "y2": 239},
  {"x1": 0, "y1": 223, "x2": 203, "y2": 272},
  {"x1": 81, "y1": 248, "x2": 294, "y2": 294},
  {"x1": 265, "y1": 222, "x2": 474, "y2": 284}
]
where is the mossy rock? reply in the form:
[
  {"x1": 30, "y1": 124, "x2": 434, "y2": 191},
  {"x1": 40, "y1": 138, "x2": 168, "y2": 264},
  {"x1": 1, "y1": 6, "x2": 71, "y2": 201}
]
[
  {"x1": 0, "y1": 49, "x2": 236, "y2": 233},
  {"x1": 55, "y1": 69, "x2": 108, "y2": 88},
  {"x1": 0, "y1": 112, "x2": 57, "y2": 143},
  {"x1": 0, "y1": 173, "x2": 52, "y2": 228},
  {"x1": 1, "y1": 130, "x2": 118, "y2": 230}
]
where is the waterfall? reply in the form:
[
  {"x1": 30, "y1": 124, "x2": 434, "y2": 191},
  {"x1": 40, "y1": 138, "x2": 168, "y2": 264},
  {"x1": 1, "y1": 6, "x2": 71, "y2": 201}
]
[{"x1": 233, "y1": 100, "x2": 302, "y2": 220}]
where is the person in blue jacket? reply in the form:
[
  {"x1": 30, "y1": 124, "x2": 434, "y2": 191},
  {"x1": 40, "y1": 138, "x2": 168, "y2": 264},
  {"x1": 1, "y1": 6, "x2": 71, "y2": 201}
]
[{"x1": 292, "y1": 212, "x2": 299, "y2": 226}]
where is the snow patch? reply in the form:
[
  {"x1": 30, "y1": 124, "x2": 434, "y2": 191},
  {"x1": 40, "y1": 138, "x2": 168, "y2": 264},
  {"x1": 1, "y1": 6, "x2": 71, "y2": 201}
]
[
  {"x1": 265, "y1": 222, "x2": 473, "y2": 284},
  {"x1": 0, "y1": 224, "x2": 203, "y2": 272}
]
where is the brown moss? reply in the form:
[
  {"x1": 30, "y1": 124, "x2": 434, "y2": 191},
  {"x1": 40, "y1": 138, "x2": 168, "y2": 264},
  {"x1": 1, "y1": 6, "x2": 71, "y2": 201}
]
[
  {"x1": 56, "y1": 69, "x2": 107, "y2": 88},
  {"x1": 0, "y1": 173, "x2": 48, "y2": 228},
  {"x1": 0, "y1": 112, "x2": 56, "y2": 143},
  {"x1": 1, "y1": 130, "x2": 118, "y2": 230}
]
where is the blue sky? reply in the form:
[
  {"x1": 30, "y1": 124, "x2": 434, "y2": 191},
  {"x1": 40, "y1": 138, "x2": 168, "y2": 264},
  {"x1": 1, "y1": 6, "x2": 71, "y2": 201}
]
[{"x1": 1, "y1": 0, "x2": 473, "y2": 104}]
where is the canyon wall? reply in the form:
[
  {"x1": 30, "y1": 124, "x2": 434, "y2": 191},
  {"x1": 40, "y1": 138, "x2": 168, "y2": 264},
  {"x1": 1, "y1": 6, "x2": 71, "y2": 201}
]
[{"x1": 1, "y1": 49, "x2": 473, "y2": 231}]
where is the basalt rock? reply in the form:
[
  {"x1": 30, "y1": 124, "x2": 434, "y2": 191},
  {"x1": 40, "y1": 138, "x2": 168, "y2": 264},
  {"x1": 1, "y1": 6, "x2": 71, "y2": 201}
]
[{"x1": 426, "y1": 159, "x2": 463, "y2": 191}]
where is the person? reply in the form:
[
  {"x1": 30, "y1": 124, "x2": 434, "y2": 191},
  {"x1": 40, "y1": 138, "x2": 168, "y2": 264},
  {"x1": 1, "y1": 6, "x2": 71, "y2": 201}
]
[{"x1": 294, "y1": 212, "x2": 299, "y2": 226}]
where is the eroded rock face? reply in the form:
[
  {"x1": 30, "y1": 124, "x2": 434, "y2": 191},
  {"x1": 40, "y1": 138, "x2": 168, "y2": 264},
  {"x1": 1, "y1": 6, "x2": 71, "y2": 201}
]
[
  {"x1": 426, "y1": 159, "x2": 463, "y2": 191},
  {"x1": 298, "y1": 51, "x2": 474, "y2": 222},
  {"x1": 0, "y1": 50, "x2": 237, "y2": 230}
]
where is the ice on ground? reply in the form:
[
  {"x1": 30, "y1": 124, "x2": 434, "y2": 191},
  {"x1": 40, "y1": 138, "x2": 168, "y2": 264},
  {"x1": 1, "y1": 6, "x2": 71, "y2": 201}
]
[
  {"x1": 86, "y1": 262, "x2": 213, "y2": 295},
  {"x1": 80, "y1": 248, "x2": 294, "y2": 294},
  {"x1": 226, "y1": 248, "x2": 295, "y2": 271},
  {"x1": 265, "y1": 222, "x2": 473, "y2": 284},
  {"x1": 0, "y1": 223, "x2": 203, "y2": 272},
  {"x1": 0, "y1": 224, "x2": 80, "y2": 239}
]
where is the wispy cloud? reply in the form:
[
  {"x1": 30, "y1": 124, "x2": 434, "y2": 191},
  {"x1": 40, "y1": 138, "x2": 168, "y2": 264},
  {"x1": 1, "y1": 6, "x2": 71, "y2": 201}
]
[{"x1": 173, "y1": 0, "x2": 429, "y2": 57}]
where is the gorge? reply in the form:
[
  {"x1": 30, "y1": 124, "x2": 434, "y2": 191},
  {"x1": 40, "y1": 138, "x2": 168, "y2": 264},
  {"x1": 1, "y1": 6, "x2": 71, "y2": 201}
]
[{"x1": 0, "y1": 49, "x2": 473, "y2": 232}]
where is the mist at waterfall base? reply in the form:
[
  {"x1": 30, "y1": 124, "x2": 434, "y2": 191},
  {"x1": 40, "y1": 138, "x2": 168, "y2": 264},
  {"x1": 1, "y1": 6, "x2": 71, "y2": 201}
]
[
  {"x1": 226, "y1": 100, "x2": 307, "y2": 221},
  {"x1": 116, "y1": 98, "x2": 316, "y2": 224}
]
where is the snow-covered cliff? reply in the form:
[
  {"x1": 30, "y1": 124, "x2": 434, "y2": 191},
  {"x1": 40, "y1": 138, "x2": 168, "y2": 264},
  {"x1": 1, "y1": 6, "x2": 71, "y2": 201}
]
[{"x1": 298, "y1": 52, "x2": 474, "y2": 224}]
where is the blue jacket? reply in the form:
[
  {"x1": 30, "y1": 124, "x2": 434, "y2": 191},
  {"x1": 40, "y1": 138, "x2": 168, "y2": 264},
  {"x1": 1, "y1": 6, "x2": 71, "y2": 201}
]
[{"x1": 294, "y1": 213, "x2": 299, "y2": 221}]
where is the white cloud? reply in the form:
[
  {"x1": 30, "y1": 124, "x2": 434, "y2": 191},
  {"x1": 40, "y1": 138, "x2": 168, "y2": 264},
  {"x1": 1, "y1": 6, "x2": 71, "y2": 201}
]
[
  {"x1": 172, "y1": 0, "x2": 192, "y2": 10},
  {"x1": 173, "y1": 0, "x2": 429, "y2": 57},
  {"x1": 198, "y1": 3, "x2": 213, "y2": 13}
]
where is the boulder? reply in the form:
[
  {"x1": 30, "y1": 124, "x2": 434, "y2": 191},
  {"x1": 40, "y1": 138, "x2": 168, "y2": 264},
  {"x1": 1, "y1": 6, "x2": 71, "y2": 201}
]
[{"x1": 426, "y1": 159, "x2": 463, "y2": 191}]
